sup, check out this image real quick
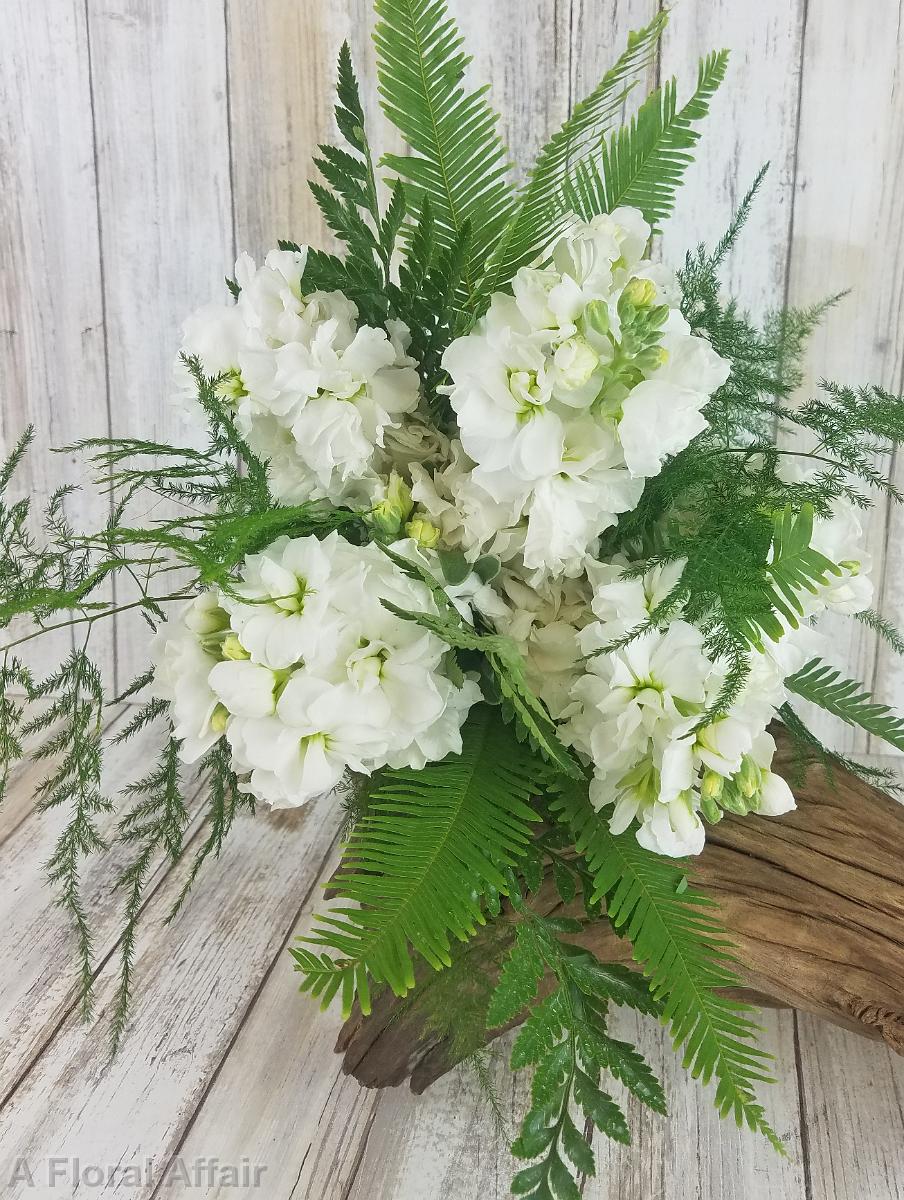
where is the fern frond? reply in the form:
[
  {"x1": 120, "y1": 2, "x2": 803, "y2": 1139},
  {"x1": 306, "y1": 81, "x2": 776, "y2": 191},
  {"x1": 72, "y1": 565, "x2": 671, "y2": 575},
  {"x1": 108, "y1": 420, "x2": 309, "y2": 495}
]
[
  {"x1": 786, "y1": 657, "x2": 904, "y2": 753},
  {"x1": 551, "y1": 780, "x2": 782, "y2": 1150},
  {"x1": 293, "y1": 705, "x2": 542, "y2": 1016},
  {"x1": 481, "y1": 12, "x2": 666, "y2": 298},
  {"x1": 569, "y1": 50, "x2": 729, "y2": 232},
  {"x1": 373, "y1": 0, "x2": 514, "y2": 303}
]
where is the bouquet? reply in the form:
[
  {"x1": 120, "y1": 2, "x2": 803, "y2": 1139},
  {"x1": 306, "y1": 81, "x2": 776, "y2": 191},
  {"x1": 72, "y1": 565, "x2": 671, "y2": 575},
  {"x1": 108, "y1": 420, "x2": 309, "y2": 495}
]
[{"x1": 4, "y1": 4, "x2": 904, "y2": 1196}]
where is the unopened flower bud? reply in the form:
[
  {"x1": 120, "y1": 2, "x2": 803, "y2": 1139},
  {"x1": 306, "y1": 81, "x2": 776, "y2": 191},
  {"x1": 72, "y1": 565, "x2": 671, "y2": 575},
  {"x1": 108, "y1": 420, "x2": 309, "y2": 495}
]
[
  {"x1": 583, "y1": 299, "x2": 611, "y2": 337},
  {"x1": 370, "y1": 471, "x2": 413, "y2": 537},
  {"x1": 700, "y1": 770, "x2": 724, "y2": 803},
  {"x1": 622, "y1": 277, "x2": 657, "y2": 309},
  {"x1": 737, "y1": 754, "x2": 762, "y2": 799},
  {"x1": 210, "y1": 703, "x2": 230, "y2": 734},
  {"x1": 221, "y1": 634, "x2": 250, "y2": 661},
  {"x1": 699, "y1": 793, "x2": 723, "y2": 824},
  {"x1": 405, "y1": 516, "x2": 441, "y2": 549}
]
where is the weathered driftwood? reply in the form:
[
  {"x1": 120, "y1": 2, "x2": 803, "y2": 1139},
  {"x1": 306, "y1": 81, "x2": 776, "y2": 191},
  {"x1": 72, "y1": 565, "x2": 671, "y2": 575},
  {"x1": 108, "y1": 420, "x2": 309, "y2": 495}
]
[{"x1": 336, "y1": 728, "x2": 904, "y2": 1092}]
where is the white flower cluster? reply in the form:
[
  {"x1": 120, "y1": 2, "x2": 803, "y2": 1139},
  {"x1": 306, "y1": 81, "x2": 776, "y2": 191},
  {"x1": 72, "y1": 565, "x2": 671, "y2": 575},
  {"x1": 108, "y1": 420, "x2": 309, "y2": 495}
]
[
  {"x1": 563, "y1": 496, "x2": 874, "y2": 857},
  {"x1": 150, "y1": 532, "x2": 480, "y2": 807},
  {"x1": 173, "y1": 248, "x2": 420, "y2": 506},
  {"x1": 563, "y1": 560, "x2": 797, "y2": 856},
  {"x1": 162, "y1": 214, "x2": 872, "y2": 850},
  {"x1": 428, "y1": 208, "x2": 730, "y2": 578}
]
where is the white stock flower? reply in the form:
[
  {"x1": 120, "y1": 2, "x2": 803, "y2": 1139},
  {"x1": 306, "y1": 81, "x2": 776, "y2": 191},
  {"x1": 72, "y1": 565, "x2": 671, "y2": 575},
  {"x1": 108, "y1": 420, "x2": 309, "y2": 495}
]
[
  {"x1": 151, "y1": 533, "x2": 480, "y2": 809},
  {"x1": 171, "y1": 247, "x2": 420, "y2": 508},
  {"x1": 565, "y1": 560, "x2": 803, "y2": 857},
  {"x1": 150, "y1": 593, "x2": 228, "y2": 763},
  {"x1": 442, "y1": 208, "x2": 730, "y2": 577}
]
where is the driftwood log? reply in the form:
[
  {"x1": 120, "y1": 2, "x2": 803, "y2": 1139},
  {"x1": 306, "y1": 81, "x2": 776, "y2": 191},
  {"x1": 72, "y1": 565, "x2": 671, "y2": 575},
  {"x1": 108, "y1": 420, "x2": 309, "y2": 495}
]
[{"x1": 336, "y1": 727, "x2": 904, "y2": 1093}]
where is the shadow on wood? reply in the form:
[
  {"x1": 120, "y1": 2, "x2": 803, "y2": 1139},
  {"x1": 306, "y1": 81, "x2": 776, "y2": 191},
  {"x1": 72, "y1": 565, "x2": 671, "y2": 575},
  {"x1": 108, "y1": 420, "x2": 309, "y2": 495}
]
[{"x1": 336, "y1": 728, "x2": 904, "y2": 1093}]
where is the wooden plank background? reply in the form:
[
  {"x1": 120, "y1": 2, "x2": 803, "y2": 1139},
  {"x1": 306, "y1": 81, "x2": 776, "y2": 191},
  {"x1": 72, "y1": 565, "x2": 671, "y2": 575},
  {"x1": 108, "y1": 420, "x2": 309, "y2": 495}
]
[{"x1": 1, "y1": 2, "x2": 904, "y2": 1198}]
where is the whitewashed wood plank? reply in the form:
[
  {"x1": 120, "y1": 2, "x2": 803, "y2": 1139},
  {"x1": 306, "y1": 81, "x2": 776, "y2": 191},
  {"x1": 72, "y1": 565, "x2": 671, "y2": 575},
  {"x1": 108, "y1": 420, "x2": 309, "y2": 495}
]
[
  {"x1": 0, "y1": 790, "x2": 341, "y2": 1199},
  {"x1": 570, "y1": 0, "x2": 658, "y2": 117},
  {"x1": 161, "y1": 843, "x2": 386, "y2": 1200},
  {"x1": 446, "y1": 0, "x2": 571, "y2": 185},
  {"x1": 659, "y1": 1, "x2": 806, "y2": 319},
  {"x1": 341, "y1": 1008, "x2": 803, "y2": 1199},
  {"x1": 0, "y1": 0, "x2": 108, "y2": 679},
  {"x1": 795, "y1": 1012, "x2": 904, "y2": 1200},
  {"x1": 0, "y1": 707, "x2": 205, "y2": 1098},
  {"x1": 86, "y1": 0, "x2": 233, "y2": 693},
  {"x1": 226, "y1": 0, "x2": 399, "y2": 260},
  {"x1": 785, "y1": 1, "x2": 904, "y2": 751},
  {"x1": 586, "y1": 1008, "x2": 804, "y2": 1199},
  {"x1": 0, "y1": 701, "x2": 122, "y2": 847}
]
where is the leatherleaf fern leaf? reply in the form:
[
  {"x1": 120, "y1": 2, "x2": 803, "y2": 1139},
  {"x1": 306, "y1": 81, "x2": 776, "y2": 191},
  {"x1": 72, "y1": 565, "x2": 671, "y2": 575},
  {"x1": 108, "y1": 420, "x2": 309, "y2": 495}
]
[
  {"x1": 568, "y1": 50, "x2": 729, "y2": 232},
  {"x1": 292, "y1": 704, "x2": 544, "y2": 1017},
  {"x1": 550, "y1": 779, "x2": 783, "y2": 1151},
  {"x1": 373, "y1": 0, "x2": 514, "y2": 305},
  {"x1": 786, "y1": 657, "x2": 904, "y2": 752}
]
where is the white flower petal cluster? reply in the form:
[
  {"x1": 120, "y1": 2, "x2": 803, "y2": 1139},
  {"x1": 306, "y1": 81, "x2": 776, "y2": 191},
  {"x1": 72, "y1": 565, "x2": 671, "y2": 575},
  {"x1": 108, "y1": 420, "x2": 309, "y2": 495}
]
[
  {"x1": 150, "y1": 532, "x2": 480, "y2": 806},
  {"x1": 437, "y1": 208, "x2": 730, "y2": 577},
  {"x1": 565, "y1": 562, "x2": 799, "y2": 857},
  {"x1": 172, "y1": 248, "x2": 420, "y2": 507}
]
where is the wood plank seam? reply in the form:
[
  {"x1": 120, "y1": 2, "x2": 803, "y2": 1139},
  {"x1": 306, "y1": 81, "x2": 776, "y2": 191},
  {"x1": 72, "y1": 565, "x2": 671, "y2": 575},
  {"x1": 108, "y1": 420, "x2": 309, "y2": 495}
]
[
  {"x1": 0, "y1": 741, "x2": 209, "y2": 1112},
  {"x1": 144, "y1": 828, "x2": 346, "y2": 1200}
]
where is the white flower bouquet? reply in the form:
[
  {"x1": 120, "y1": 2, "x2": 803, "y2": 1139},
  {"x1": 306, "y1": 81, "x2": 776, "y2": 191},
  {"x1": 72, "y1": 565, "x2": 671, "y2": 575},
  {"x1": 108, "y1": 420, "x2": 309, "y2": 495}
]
[{"x1": 3, "y1": 4, "x2": 904, "y2": 1195}]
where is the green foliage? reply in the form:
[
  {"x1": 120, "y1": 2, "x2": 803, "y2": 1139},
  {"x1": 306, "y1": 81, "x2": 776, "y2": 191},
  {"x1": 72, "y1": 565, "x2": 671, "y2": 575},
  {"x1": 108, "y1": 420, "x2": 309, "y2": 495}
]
[
  {"x1": 373, "y1": 0, "x2": 514, "y2": 306},
  {"x1": 786, "y1": 657, "x2": 904, "y2": 753},
  {"x1": 25, "y1": 649, "x2": 110, "y2": 1018},
  {"x1": 293, "y1": 705, "x2": 543, "y2": 1016},
  {"x1": 567, "y1": 51, "x2": 729, "y2": 233},
  {"x1": 305, "y1": 41, "x2": 399, "y2": 324},
  {"x1": 551, "y1": 779, "x2": 782, "y2": 1151},
  {"x1": 111, "y1": 731, "x2": 188, "y2": 1049},
  {"x1": 481, "y1": 12, "x2": 666, "y2": 295},
  {"x1": 165, "y1": 739, "x2": 255, "y2": 924},
  {"x1": 777, "y1": 702, "x2": 902, "y2": 793},
  {"x1": 388, "y1": 198, "x2": 472, "y2": 419},
  {"x1": 495, "y1": 895, "x2": 663, "y2": 1199}
]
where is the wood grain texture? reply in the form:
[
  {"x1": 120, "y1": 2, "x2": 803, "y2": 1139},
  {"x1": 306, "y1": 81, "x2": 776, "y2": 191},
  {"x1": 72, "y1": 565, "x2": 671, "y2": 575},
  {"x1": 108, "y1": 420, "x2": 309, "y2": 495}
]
[
  {"x1": 796, "y1": 1012, "x2": 904, "y2": 1200},
  {"x1": 85, "y1": 0, "x2": 233, "y2": 691},
  {"x1": 226, "y1": 0, "x2": 399, "y2": 259},
  {"x1": 0, "y1": 707, "x2": 196, "y2": 1099},
  {"x1": 0, "y1": 0, "x2": 108, "y2": 678},
  {"x1": 784, "y1": 0, "x2": 904, "y2": 752},
  {"x1": 337, "y1": 726, "x2": 904, "y2": 1096},
  {"x1": 659, "y1": 0, "x2": 806, "y2": 317},
  {"x1": 0, "y1": 791, "x2": 340, "y2": 1199}
]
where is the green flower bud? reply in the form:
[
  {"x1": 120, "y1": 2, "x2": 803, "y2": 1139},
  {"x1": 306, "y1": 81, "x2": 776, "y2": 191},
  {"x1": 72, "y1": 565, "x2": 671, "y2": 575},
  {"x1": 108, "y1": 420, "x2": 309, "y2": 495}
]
[
  {"x1": 583, "y1": 299, "x2": 611, "y2": 337},
  {"x1": 622, "y1": 277, "x2": 657, "y2": 309},
  {"x1": 221, "y1": 633, "x2": 250, "y2": 661},
  {"x1": 699, "y1": 793, "x2": 723, "y2": 824},
  {"x1": 405, "y1": 516, "x2": 441, "y2": 549},
  {"x1": 370, "y1": 471, "x2": 413, "y2": 537},
  {"x1": 737, "y1": 754, "x2": 762, "y2": 800},
  {"x1": 717, "y1": 782, "x2": 752, "y2": 816},
  {"x1": 700, "y1": 769, "x2": 725, "y2": 803},
  {"x1": 210, "y1": 704, "x2": 230, "y2": 734}
]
